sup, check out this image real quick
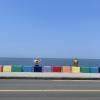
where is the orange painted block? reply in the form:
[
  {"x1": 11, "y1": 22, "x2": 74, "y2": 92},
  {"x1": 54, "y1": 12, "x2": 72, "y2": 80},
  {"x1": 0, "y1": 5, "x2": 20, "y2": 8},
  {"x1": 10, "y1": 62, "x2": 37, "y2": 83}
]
[
  {"x1": 62, "y1": 66, "x2": 71, "y2": 73},
  {"x1": 0, "y1": 65, "x2": 3, "y2": 72}
]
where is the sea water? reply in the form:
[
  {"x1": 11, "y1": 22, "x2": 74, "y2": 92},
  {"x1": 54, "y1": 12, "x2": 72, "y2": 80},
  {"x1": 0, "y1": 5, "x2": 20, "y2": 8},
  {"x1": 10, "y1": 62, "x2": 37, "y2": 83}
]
[{"x1": 0, "y1": 58, "x2": 100, "y2": 67}]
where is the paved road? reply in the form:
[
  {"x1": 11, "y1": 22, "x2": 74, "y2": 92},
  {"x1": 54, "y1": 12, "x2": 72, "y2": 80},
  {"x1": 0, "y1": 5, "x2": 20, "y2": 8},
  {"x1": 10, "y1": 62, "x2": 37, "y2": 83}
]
[{"x1": 0, "y1": 79, "x2": 100, "y2": 100}]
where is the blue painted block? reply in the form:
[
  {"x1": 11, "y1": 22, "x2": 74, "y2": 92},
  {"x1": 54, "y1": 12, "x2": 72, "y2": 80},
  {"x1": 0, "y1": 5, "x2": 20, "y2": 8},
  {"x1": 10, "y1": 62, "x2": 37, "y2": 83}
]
[
  {"x1": 42, "y1": 66, "x2": 52, "y2": 72},
  {"x1": 23, "y1": 66, "x2": 33, "y2": 72},
  {"x1": 90, "y1": 67, "x2": 99, "y2": 73},
  {"x1": 34, "y1": 66, "x2": 42, "y2": 72}
]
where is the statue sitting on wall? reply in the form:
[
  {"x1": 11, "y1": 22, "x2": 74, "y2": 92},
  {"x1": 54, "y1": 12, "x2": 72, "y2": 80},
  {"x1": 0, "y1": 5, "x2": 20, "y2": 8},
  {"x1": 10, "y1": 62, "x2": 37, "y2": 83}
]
[
  {"x1": 73, "y1": 58, "x2": 79, "y2": 67},
  {"x1": 34, "y1": 57, "x2": 41, "y2": 66}
]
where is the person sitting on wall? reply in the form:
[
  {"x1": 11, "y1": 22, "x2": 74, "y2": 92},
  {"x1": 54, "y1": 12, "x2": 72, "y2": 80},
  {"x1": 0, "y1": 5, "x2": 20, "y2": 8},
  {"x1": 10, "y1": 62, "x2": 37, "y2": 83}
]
[
  {"x1": 34, "y1": 57, "x2": 41, "y2": 66},
  {"x1": 73, "y1": 58, "x2": 79, "y2": 67}
]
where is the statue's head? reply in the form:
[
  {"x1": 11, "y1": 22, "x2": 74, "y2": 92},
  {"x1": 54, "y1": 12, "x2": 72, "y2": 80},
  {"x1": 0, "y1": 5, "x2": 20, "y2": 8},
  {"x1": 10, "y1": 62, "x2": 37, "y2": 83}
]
[
  {"x1": 73, "y1": 58, "x2": 78, "y2": 63},
  {"x1": 34, "y1": 57, "x2": 41, "y2": 64}
]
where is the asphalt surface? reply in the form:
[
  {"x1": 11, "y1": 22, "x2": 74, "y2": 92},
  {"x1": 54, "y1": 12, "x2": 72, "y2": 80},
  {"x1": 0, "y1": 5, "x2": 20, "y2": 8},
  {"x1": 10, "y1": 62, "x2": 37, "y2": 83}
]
[{"x1": 0, "y1": 79, "x2": 100, "y2": 100}]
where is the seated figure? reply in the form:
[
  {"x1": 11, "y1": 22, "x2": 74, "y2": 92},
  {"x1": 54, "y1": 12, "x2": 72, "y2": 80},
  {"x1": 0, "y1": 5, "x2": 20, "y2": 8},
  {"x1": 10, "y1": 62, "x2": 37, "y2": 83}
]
[
  {"x1": 34, "y1": 57, "x2": 41, "y2": 66},
  {"x1": 73, "y1": 58, "x2": 79, "y2": 67}
]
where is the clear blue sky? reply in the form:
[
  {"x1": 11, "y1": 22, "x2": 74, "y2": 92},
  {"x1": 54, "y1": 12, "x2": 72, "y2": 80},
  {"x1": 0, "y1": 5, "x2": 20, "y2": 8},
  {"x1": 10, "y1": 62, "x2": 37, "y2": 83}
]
[{"x1": 0, "y1": 0, "x2": 100, "y2": 58}]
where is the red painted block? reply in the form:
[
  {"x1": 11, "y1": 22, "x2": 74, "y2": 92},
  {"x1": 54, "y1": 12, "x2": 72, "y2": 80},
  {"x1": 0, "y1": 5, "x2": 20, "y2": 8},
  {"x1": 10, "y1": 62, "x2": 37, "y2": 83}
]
[{"x1": 52, "y1": 66, "x2": 61, "y2": 72}]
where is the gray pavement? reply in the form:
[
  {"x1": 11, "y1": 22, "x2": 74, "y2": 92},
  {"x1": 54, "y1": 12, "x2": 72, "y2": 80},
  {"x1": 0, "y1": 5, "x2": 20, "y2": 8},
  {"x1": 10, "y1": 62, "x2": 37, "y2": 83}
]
[{"x1": 0, "y1": 79, "x2": 100, "y2": 100}]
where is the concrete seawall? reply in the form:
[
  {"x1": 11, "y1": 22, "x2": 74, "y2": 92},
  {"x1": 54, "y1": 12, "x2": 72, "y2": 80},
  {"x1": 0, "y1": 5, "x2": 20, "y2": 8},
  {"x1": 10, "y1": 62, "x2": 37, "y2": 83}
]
[{"x1": 0, "y1": 72, "x2": 100, "y2": 79}]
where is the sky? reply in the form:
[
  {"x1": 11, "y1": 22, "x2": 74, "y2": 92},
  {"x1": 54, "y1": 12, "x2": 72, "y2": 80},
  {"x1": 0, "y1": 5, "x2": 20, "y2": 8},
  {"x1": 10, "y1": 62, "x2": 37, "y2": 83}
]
[{"x1": 0, "y1": 0, "x2": 100, "y2": 58}]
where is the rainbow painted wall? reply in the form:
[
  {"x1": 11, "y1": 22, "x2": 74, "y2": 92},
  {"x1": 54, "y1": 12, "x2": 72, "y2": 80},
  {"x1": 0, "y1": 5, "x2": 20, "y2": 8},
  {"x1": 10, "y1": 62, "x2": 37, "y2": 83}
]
[{"x1": 0, "y1": 65, "x2": 99, "y2": 73}]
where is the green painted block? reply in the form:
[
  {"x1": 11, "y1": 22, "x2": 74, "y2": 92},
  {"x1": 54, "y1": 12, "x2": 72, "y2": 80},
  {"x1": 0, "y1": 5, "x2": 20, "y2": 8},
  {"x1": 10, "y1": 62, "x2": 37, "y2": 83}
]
[
  {"x1": 12, "y1": 65, "x2": 22, "y2": 72},
  {"x1": 80, "y1": 67, "x2": 90, "y2": 73}
]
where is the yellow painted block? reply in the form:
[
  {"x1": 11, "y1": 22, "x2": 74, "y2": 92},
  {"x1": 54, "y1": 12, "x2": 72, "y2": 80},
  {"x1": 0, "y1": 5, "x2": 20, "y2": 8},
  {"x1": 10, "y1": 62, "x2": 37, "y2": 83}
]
[
  {"x1": 3, "y1": 65, "x2": 12, "y2": 72},
  {"x1": 72, "y1": 67, "x2": 80, "y2": 73}
]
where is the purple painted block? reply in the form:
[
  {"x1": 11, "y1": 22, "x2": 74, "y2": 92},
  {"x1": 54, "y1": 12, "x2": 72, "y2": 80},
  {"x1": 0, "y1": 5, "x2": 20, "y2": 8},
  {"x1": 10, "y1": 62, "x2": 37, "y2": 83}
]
[{"x1": 42, "y1": 66, "x2": 52, "y2": 72}]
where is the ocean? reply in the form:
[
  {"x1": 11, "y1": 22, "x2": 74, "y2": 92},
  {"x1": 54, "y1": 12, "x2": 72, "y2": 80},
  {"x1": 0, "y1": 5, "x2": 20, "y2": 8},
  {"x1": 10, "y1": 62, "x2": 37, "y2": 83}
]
[{"x1": 0, "y1": 58, "x2": 100, "y2": 67}]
